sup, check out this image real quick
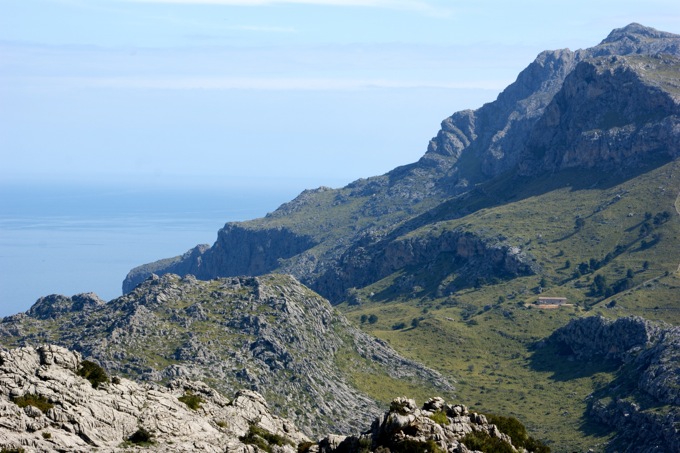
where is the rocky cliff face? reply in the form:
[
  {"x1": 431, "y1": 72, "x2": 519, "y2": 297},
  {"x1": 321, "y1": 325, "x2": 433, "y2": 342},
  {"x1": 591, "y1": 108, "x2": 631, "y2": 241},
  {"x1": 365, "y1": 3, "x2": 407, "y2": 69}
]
[
  {"x1": 124, "y1": 226, "x2": 316, "y2": 294},
  {"x1": 544, "y1": 316, "x2": 680, "y2": 452},
  {"x1": 0, "y1": 345, "x2": 308, "y2": 452},
  {"x1": 520, "y1": 54, "x2": 680, "y2": 174},
  {"x1": 121, "y1": 24, "x2": 680, "y2": 306},
  {"x1": 424, "y1": 23, "x2": 680, "y2": 184},
  {"x1": 0, "y1": 274, "x2": 453, "y2": 437},
  {"x1": 316, "y1": 228, "x2": 537, "y2": 302}
]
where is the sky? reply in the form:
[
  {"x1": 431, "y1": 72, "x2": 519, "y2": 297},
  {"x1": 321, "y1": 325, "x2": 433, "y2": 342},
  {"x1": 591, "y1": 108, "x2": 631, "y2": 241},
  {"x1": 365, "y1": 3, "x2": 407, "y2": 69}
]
[{"x1": 2, "y1": 0, "x2": 679, "y2": 192}]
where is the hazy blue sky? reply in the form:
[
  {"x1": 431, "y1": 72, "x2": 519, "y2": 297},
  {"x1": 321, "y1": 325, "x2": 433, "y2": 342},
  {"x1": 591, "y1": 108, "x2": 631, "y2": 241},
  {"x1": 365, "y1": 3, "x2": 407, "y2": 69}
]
[{"x1": 1, "y1": 0, "x2": 680, "y2": 191}]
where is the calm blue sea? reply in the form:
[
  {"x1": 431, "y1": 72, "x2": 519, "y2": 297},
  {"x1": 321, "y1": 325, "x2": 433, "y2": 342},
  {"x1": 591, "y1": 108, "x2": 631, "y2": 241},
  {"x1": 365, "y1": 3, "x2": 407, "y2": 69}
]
[{"x1": 0, "y1": 183, "x2": 298, "y2": 318}]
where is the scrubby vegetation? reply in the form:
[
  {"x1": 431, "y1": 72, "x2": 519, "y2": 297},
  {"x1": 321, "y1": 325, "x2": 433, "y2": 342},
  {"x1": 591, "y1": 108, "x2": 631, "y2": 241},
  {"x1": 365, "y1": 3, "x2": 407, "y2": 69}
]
[
  {"x1": 484, "y1": 413, "x2": 550, "y2": 452},
  {"x1": 12, "y1": 393, "x2": 53, "y2": 413},
  {"x1": 390, "y1": 438, "x2": 443, "y2": 453},
  {"x1": 460, "y1": 431, "x2": 515, "y2": 453},
  {"x1": 78, "y1": 360, "x2": 109, "y2": 389},
  {"x1": 239, "y1": 424, "x2": 294, "y2": 453},
  {"x1": 178, "y1": 391, "x2": 204, "y2": 410},
  {"x1": 127, "y1": 427, "x2": 155, "y2": 446},
  {"x1": 428, "y1": 410, "x2": 450, "y2": 425}
]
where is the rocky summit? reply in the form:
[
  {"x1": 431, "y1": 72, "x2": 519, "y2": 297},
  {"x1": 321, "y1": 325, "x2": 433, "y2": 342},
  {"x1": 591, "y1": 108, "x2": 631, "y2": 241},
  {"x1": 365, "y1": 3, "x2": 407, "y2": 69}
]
[
  {"x1": 0, "y1": 273, "x2": 453, "y2": 436},
  {"x1": 0, "y1": 344, "x2": 308, "y2": 452}
]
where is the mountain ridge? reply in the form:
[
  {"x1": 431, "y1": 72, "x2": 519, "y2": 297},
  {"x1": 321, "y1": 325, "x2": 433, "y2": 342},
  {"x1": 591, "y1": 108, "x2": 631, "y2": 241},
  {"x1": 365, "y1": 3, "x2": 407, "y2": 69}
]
[
  {"x1": 122, "y1": 23, "x2": 680, "y2": 302},
  {"x1": 0, "y1": 273, "x2": 453, "y2": 436}
]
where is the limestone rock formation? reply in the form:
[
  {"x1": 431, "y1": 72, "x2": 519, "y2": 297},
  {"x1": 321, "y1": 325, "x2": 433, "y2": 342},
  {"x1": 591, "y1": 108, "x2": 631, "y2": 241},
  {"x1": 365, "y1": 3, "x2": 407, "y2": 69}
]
[
  {"x1": 0, "y1": 274, "x2": 454, "y2": 437},
  {"x1": 312, "y1": 396, "x2": 544, "y2": 453},
  {"x1": 0, "y1": 344, "x2": 308, "y2": 452}
]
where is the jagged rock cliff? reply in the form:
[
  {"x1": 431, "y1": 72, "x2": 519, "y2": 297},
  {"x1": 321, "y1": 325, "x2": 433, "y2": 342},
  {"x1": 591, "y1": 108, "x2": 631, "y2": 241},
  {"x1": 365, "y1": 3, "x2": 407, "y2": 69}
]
[
  {"x1": 122, "y1": 24, "x2": 680, "y2": 306},
  {"x1": 520, "y1": 54, "x2": 680, "y2": 174},
  {"x1": 544, "y1": 316, "x2": 680, "y2": 452},
  {"x1": 0, "y1": 345, "x2": 308, "y2": 452},
  {"x1": 0, "y1": 274, "x2": 453, "y2": 437}
]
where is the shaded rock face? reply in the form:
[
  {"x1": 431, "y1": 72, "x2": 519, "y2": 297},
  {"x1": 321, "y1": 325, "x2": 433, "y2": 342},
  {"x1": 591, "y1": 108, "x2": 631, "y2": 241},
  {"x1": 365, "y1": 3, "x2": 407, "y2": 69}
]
[
  {"x1": 545, "y1": 316, "x2": 680, "y2": 452},
  {"x1": 0, "y1": 345, "x2": 308, "y2": 452},
  {"x1": 426, "y1": 23, "x2": 680, "y2": 185},
  {"x1": 316, "y1": 228, "x2": 537, "y2": 302},
  {"x1": 0, "y1": 274, "x2": 454, "y2": 437},
  {"x1": 520, "y1": 54, "x2": 680, "y2": 174},
  {"x1": 313, "y1": 397, "x2": 524, "y2": 453}
]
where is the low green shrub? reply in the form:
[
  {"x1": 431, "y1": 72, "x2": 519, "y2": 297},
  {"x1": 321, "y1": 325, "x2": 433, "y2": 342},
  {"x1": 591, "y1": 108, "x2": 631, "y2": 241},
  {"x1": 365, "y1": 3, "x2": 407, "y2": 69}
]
[
  {"x1": 78, "y1": 360, "x2": 109, "y2": 389},
  {"x1": 390, "y1": 439, "x2": 442, "y2": 453},
  {"x1": 240, "y1": 424, "x2": 294, "y2": 453},
  {"x1": 297, "y1": 441, "x2": 316, "y2": 453},
  {"x1": 178, "y1": 391, "x2": 204, "y2": 410},
  {"x1": 12, "y1": 393, "x2": 53, "y2": 413},
  {"x1": 460, "y1": 431, "x2": 514, "y2": 453},
  {"x1": 484, "y1": 413, "x2": 550, "y2": 453},
  {"x1": 428, "y1": 410, "x2": 450, "y2": 425}
]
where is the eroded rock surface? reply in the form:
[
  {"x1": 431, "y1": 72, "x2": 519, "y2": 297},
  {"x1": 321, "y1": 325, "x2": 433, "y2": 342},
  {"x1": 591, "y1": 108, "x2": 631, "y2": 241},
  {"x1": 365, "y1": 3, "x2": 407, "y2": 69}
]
[{"x1": 0, "y1": 345, "x2": 308, "y2": 452}]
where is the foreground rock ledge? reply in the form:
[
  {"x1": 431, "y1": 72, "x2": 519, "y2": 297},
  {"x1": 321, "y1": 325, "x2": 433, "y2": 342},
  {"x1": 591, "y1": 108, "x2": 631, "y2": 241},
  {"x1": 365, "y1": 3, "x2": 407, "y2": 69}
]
[
  {"x1": 1, "y1": 345, "x2": 536, "y2": 452},
  {"x1": 0, "y1": 345, "x2": 308, "y2": 452}
]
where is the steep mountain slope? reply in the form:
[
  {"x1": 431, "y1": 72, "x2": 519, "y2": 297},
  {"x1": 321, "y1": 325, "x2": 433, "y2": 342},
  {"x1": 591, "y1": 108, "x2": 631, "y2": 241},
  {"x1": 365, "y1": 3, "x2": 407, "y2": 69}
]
[
  {"x1": 122, "y1": 24, "x2": 680, "y2": 307},
  {"x1": 0, "y1": 274, "x2": 453, "y2": 436}
]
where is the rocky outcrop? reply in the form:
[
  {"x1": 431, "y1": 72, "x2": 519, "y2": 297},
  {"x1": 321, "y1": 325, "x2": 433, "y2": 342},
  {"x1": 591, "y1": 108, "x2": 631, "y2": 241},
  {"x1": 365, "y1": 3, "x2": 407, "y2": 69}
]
[
  {"x1": 121, "y1": 24, "x2": 680, "y2": 307},
  {"x1": 312, "y1": 396, "x2": 543, "y2": 453},
  {"x1": 544, "y1": 316, "x2": 680, "y2": 452},
  {"x1": 0, "y1": 344, "x2": 308, "y2": 452},
  {"x1": 26, "y1": 293, "x2": 106, "y2": 320},
  {"x1": 0, "y1": 274, "x2": 454, "y2": 437}
]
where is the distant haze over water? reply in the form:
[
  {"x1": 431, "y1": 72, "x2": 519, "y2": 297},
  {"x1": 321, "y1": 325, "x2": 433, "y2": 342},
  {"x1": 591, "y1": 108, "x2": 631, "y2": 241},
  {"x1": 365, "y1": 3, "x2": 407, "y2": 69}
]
[{"x1": 0, "y1": 183, "x2": 299, "y2": 318}]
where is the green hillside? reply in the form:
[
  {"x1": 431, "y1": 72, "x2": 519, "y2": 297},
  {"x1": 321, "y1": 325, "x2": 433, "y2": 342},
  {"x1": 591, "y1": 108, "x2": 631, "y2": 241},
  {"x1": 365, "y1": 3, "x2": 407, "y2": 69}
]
[{"x1": 339, "y1": 160, "x2": 680, "y2": 451}]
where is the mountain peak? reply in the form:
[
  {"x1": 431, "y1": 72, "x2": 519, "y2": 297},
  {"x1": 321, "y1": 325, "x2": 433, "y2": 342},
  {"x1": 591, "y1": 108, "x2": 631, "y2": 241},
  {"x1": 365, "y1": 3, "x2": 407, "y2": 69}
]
[{"x1": 600, "y1": 23, "x2": 679, "y2": 45}]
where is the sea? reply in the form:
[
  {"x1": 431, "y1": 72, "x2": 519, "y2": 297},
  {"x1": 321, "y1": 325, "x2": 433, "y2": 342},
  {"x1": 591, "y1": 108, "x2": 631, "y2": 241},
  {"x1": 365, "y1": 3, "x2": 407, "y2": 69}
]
[{"x1": 0, "y1": 183, "x2": 300, "y2": 318}]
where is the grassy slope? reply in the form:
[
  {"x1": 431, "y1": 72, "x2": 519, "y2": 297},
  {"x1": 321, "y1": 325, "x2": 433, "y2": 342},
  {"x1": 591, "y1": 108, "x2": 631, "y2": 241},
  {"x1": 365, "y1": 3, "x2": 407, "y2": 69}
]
[{"x1": 339, "y1": 159, "x2": 680, "y2": 452}]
